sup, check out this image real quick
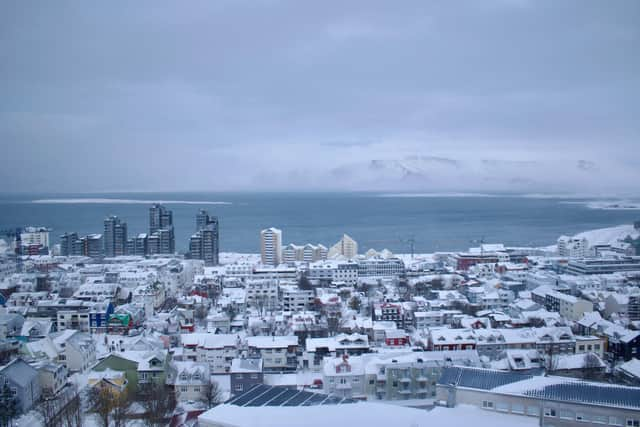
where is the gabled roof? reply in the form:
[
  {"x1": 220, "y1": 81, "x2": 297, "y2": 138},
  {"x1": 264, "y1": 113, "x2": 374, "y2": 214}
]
[{"x1": 0, "y1": 358, "x2": 38, "y2": 388}]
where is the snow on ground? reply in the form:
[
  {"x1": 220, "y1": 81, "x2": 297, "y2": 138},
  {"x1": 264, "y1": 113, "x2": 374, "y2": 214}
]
[
  {"x1": 199, "y1": 402, "x2": 537, "y2": 427},
  {"x1": 619, "y1": 358, "x2": 640, "y2": 379},
  {"x1": 573, "y1": 224, "x2": 639, "y2": 246}
]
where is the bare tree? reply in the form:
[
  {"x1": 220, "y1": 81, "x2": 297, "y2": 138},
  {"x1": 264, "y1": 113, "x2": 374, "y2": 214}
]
[
  {"x1": 87, "y1": 386, "x2": 116, "y2": 427},
  {"x1": 203, "y1": 379, "x2": 224, "y2": 408},
  {"x1": 194, "y1": 304, "x2": 209, "y2": 326},
  {"x1": 136, "y1": 382, "x2": 177, "y2": 427},
  {"x1": 581, "y1": 353, "x2": 604, "y2": 380},
  {"x1": 298, "y1": 273, "x2": 313, "y2": 291},
  {"x1": 348, "y1": 296, "x2": 361, "y2": 312}
]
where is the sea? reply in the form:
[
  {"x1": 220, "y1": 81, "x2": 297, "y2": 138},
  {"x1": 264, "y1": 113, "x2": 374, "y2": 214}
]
[{"x1": 0, "y1": 192, "x2": 639, "y2": 254}]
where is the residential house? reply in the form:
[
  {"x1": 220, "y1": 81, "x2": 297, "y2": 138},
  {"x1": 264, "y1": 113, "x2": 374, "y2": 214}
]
[
  {"x1": 230, "y1": 358, "x2": 263, "y2": 396},
  {"x1": 0, "y1": 358, "x2": 41, "y2": 414}
]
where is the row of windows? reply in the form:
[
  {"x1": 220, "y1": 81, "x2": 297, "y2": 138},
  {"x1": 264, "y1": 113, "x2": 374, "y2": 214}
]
[{"x1": 481, "y1": 400, "x2": 637, "y2": 426}]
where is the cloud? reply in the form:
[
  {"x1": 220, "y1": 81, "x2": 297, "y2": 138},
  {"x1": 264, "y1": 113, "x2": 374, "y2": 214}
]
[{"x1": 0, "y1": 0, "x2": 638, "y2": 194}]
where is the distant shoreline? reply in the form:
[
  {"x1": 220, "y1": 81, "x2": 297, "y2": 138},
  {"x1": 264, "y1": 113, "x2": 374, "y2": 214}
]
[{"x1": 31, "y1": 198, "x2": 232, "y2": 205}]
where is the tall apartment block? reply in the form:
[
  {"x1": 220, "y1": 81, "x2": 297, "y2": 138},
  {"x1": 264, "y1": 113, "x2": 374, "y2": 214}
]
[
  {"x1": 104, "y1": 215, "x2": 127, "y2": 257},
  {"x1": 260, "y1": 227, "x2": 282, "y2": 266},
  {"x1": 190, "y1": 210, "x2": 219, "y2": 265}
]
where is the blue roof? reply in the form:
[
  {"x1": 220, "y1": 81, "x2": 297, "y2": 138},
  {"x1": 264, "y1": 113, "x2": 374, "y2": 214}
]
[
  {"x1": 438, "y1": 366, "x2": 532, "y2": 390},
  {"x1": 524, "y1": 382, "x2": 640, "y2": 410},
  {"x1": 226, "y1": 385, "x2": 356, "y2": 407},
  {"x1": 440, "y1": 366, "x2": 640, "y2": 410}
]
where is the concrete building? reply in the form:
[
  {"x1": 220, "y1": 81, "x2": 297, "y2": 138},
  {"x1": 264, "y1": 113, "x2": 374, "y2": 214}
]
[
  {"x1": 190, "y1": 224, "x2": 219, "y2": 266},
  {"x1": 59, "y1": 232, "x2": 79, "y2": 256},
  {"x1": 566, "y1": 256, "x2": 640, "y2": 275},
  {"x1": 328, "y1": 234, "x2": 358, "y2": 259},
  {"x1": 557, "y1": 236, "x2": 589, "y2": 258},
  {"x1": 260, "y1": 227, "x2": 282, "y2": 266},
  {"x1": 19, "y1": 227, "x2": 50, "y2": 253},
  {"x1": 149, "y1": 204, "x2": 175, "y2": 254},
  {"x1": 104, "y1": 215, "x2": 127, "y2": 257},
  {"x1": 436, "y1": 366, "x2": 640, "y2": 427},
  {"x1": 181, "y1": 333, "x2": 242, "y2": 373},
  {"x1": 80, "y1": 234, "x2": 103, "y2": 258},
  {"x1": 247, "y1": 336, "x2": 298, "y2": 372},
  {"x1": 357, "y1": 258, "x2": 405, "y2": 277}
]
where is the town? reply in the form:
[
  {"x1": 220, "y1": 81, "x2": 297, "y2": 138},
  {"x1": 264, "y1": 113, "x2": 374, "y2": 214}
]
[{"x1": 0, "y1": 204, "x2": 638, "y2": 426}]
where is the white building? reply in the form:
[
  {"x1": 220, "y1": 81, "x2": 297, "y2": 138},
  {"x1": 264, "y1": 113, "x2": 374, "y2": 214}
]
[
  {"x1": 247, "y1": 336, "x2": 298, "y2": 372},
  {"x1": 166, "y1": 360, "x2": 211, "y2": 402},
  {"x1": 181, "y1": 333, "x2": 242, "y2": 373},
  {"x1": 328, "y1": 234, "x2": 358, "y2": 259},
  {"x1": 280, "y1": 286, "x2": 315, "y2": 311},
  {"x1": 19, "y1": 227, "x2": 50, "y2": 249},
  {"x1": 260, "y1": 228, "x2": 282, "y2": 266},
  {"x1": 557, "y1": 236, "x2": 589, "y2": 258}
]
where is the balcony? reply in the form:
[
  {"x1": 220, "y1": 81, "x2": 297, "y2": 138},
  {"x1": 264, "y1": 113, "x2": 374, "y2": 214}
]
[
  {"x1": 398, "y1": 389, "x2": 413, "y2": 395},
  {"x1": 400, "y1": 377, "x2": 411, "y2": 383}
]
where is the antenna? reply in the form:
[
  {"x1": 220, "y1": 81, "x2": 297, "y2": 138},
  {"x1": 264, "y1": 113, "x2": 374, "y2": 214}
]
[{"x1": 400, "y1": 236, "x2": 416, "y2": 259}]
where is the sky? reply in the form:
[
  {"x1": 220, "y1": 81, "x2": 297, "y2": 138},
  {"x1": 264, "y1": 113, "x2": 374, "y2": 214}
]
[{"x1": 1, "y1": 1, "x2": 639, "y2": 195}]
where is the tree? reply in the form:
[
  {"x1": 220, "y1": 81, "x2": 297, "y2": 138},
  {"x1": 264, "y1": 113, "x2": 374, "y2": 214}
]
[
  {"x1": 581, "y1": 353, "x2": 604, "y2": 380},
  {"x1": 298, "y1": 273, "x2": 313, "y2": 291},
  {"x1": 194, "y1": 304, "x2": 209, "y2": 326},
  {"x1": 203, "y1": 379, "x2": 224, "y2": 408},
  {"x1": 136, "y1": 381, "x2": 177, "y2": 427},
  {"x1": 39, "y1": 386, "x2": 83, "y2": 427},
  {"x1": 111, "y1": 390, "x2": 132, "y2": 427},
  {"x1": 87, "y1": 386, "x2": 116, "y2": 427},
  {"x1": 0, "y1": 384, "x2": 17, "y2": 427},
  {"x1": 348, "y1": 296, "x2": 361, "y2": 312},
  {"x1": 224, "y1": 304, "x2": 238, "y2": 323}
]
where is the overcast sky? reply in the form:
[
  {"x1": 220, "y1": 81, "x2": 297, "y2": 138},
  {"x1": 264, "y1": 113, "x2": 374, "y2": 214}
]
[{"x1": 1, "y1": 1, "x2": 638, "y2": 194}]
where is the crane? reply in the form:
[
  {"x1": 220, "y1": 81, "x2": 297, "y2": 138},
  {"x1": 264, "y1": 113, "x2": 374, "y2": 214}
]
[{"x1": 368, "y1": 236, "x2": 418, "y2": 259}]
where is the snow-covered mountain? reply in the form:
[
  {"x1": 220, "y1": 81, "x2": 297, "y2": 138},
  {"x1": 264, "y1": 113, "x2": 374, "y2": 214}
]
[{"x1": 328, "y1": 155, "x2": 611, "y2": 193}]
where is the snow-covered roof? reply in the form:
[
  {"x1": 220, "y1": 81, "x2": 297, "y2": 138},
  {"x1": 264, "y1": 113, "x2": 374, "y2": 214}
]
[
  {"x1": 247, "y1": 335, "x2": 298, "y2": 349},
  {"x1": 199, "y1": 401, "x2": 535, "y2": 427}
]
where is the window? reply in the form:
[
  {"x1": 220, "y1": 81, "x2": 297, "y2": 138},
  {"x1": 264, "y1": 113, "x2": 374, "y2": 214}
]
[
  {"x1": 482, "y1": 401, "x2": 494, "y2": 409},
  {"x1": 180, "y1": 386, "x2": 187, "y2": 392},
  {"x1": 627, "y1": 420, "x2": 640, "y2": 427},
  {"x1": 609, "y1": 417, "x2": 623, "y2": 426},
  {"x1": 527, "y1": 406, "x2": 540, "y2": 417},
  {"x1": 369, "y1": 379, "x2": 375, "y2": 385},
  {"x1": 592, "y1": 415, "x2": 607, "y2": 424},
  {"x1": 496, "y1": 402, "x2": 509, "y2": 412},
  {"x1": 544, "y1": 408, "x2": 556, "y2": 417},
  {"x1": 576, "y1": 413, "x2": 589, "y2": 422},
  {"x1": 194, "y1": 387, "x2": 200, "y2": 393},
  {"x1": 511, "y1": 404, "x2": 524, "y2": 414},
  {"x1": 234, "y1": 384, "x2": 243, "y2": 392}
]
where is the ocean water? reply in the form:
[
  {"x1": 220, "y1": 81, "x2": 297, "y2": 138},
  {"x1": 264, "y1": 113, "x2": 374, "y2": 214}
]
[{"x1": 0, "y1": 192, "x2": 638, "y2": 254}]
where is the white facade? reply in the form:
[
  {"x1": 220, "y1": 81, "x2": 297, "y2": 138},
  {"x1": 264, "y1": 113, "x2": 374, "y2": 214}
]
[
  {"x1": 557, "y1": 236, "x2": 589, "y2": 258},
  {"x1": 20, "y1": 227, "x2": 50, "y2": 249},
  {"x1": 181, "y1": 333, "x2": 242, "y2": 373},
  {"x1": 328, "y1": 234, "x2": 358, "y2": 259},
  {"x1": 260, "y1": 227, "x2": 282, "y2": 266}
]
